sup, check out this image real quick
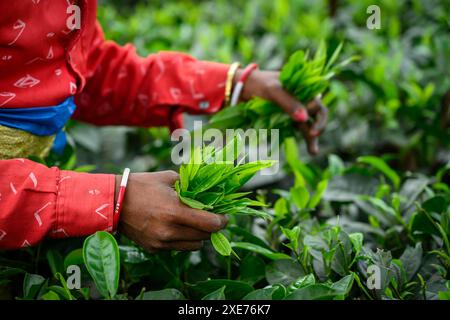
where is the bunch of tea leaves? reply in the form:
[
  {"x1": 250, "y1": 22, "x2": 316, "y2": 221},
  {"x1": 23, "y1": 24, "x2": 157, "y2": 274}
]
[
  {"x1": 207, "y1": 42, "x2": 356, "y2": 140},
  {"x1": 174, "y1": 135, "x2": 275, "y2": 256}
]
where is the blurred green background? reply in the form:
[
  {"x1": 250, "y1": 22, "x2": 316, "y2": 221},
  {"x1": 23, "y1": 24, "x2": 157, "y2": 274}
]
[{"x1": 65, "y1": 0, "x2": 449, "y2": 177}]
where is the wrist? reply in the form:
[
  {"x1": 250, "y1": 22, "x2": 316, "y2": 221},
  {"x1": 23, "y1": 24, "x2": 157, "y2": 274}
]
[
  {"x1": 233, "y1": 64, "x2": 260, "y2": 106},
  {"x1": 233, "y1": 68, "x2": 243, "y2": 86}
]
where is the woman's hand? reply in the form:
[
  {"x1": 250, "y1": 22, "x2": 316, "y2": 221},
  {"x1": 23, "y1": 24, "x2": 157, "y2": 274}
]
[
  {"x1": 235, "y1": 69, "x2": 328, "y2": 155},
  {"x1": 116, "y1": 171, "x2": 228, "y2": 252}
]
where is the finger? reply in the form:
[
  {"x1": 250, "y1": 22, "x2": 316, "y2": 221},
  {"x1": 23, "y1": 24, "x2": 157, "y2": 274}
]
[
  {"x1": 307, "y1": 100, "x2": 328, "y2": 136},
  {"x1": 298, "y1": 122, "x2": 319, "y2": 155},
  {"x1": 166, "y1": 241, "x2": 204, "y2": 251},
  {"x1": 157, "y1": 170, "x2": 180, "y2": 184},
  {"x1": 158, "y1": 224, "x2": 211, "y2": 242},
  {"x1": 173, "y1": 206, "x2": 228, "y2": 233},
  {"x1": 268, "y1": 87, "x2": 309, "y2": 122}
]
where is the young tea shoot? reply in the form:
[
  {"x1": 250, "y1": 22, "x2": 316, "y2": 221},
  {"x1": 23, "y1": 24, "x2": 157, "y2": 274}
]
[
  {"x1": 174, "y1": 134, "x2": 275, "y2": 257},
  {"x1": 208, "y1": 42, "x2": 356, "y2": 140}
]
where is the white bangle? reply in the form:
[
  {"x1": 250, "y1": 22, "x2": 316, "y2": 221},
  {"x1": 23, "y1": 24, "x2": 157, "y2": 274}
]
[{"x1": 230, "y1": 81, "x2": 245, "y2": 107}]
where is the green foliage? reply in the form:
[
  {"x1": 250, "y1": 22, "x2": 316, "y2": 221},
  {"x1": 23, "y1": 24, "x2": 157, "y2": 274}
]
[
  {"x1": 208, "y1": 43, "x2": 356, "y2": 140},
  {"x1": 175, "y1": 135, "x2": 275, "y2": 256},
  {"x1": 83, "y1": 232, "x2": 120, "y2": 299}
]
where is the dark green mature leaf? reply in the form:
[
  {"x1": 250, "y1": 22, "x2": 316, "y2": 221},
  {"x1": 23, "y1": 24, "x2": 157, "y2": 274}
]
[
  {"x1": 46, "y1": 250, "x2": 64, "y2": 276},
  {"x1": 232, "y1": 242, "x2": 291, "y2": 260},
  {"x1": 323, "y1": 173, "x2": 379, "y2": 202},
  {"x1": 228, "y1": 226, "x2": 272, "y2": 249},
  {"x1": 0, "y1": 267, "x2": 25, "y2": 279},
  {"x1": 188, "y1": 280, "x2": 253, "y2": 300},
  {"x1": 266, "y1": 260, "x2": 305, "y2": 286},
  {"x1": 83, "y1": 231, "x2": 120, "y2": 299},
  {"x1": 331, "y1": 231, "x2": 353, "y2": 276},
  {"x1": 239, "y1": 255, "x2": 266, "y2": 285},
  {"x1": 422, "y1": 196, "x2": 448, "y2": 214},
  {"x1": 140, "y1": 289, "x2": 186, "y2": 300},
  {"x1": 285, "y1": 274, "x2": 354, "y2": 300},
  {"x1": 399, "y1": 177, "x2": 429, "y2": 212},
  {"x1": 202, "y1": 286, "x2": 226, "y2": 300},
  {"x1": 410, "y1": 209, "x2": 441, "y2": 237},
  {"x1": 22, "y1": 274, "x2": 45, "y2": 300},
  {"x1": 63, "y1": 249, "x2": 84, "y2": 269},
  {"x1": 289, "y1": 274, "x2": 316, "y2": 291},
  {"x1": 242, "y1": 285, "x2": 285, "y2": 300},
  {"x1": 400, "y1": 243, "x2": 423, "y2": 281}
]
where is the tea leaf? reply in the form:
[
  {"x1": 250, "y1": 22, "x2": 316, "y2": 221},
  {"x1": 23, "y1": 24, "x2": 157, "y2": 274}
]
[
  {"x1": 211, "y1": 232, "x2": 232, "y2": 256},
  {"x1": 232, "y1": 242, "x2": 291, "y2": 260},
  {"x1": 83, "y1": 231, "x2": 120, "y2": 299}
]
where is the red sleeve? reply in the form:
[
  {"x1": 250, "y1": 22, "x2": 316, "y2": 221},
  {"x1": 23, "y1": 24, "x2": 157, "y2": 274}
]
[
  {"x1": 0, "y1": 159, "x2": 115, "y2": 250},
  {"x1": 73, "y1": 22, "x2": 229, "y2": 130}
]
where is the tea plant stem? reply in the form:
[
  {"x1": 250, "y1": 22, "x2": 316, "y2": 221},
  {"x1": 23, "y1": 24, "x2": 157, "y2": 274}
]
[{"x1": 352, "y1": 272, "x2": 374, "y2": 300}]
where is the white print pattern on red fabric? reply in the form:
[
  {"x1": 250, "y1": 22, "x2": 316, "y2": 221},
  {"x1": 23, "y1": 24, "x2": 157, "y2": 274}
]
[
  {"x1": 95, "y1": 203, "x2": 110, "y2": 220},
  {"x1": 9, "y1": 182, "x2": 17, "y2": 195},
  {"x1": 8, "y1": 19, "x2": 26, "y2": 46},
  {"x1": 21, "y1": 240, "x2": 31, "y2": 247},
  {"x1": 59, "y1": 176, "x2": 71, "y2": 183},
  {"x1": 155, "y1": 58, "x2": 165, "y2": 81},
  {"x1": 89, "y1": 189, "x2": 101, "y2": 195},
  {"x1": 29, "y1": 172, "x2": 38, "y2": 188},
  {"x1": 189, "y1": 79, "x2": 205, "y2": 100},
  {"x1": 34, "y1": 202, "x2": 52, "y2": 227},
  {"x1": 170, "y1": 87, "x2": 182, "y2": 101},
  {"x1": 46, "y1": 46, "x2": 54, "y2": 59},
  {"x1": 26, "y1": 57, "x2": 45, "y2": 65},
  {"x1": 69, "y1": 82, "x2": 77, "y2": 94},
  {"x1": 52, "y1": 228, "x2": 69, "y2": 237},
  {"x1": 14, "y1": 74, "x2": 40, "y2": 88},
  {"x1": 0, "y1": 92, "x2": 16, "y2": 106},
  {"x1": 0, "y1": 229, "x2": 6, "y2": 241}
]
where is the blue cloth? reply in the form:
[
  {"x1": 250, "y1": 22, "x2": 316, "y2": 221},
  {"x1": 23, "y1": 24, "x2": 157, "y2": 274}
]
[{"x1": 0, "y1": 97, "x2": 76, "y2": 154}]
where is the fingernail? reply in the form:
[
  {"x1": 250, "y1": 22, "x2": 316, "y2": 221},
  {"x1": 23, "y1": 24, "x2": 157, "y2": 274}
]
[
  {"x1": 219, "y1": 215, "x2": 228, "y2": 228},
  {"x1": 293, "y1": 108, "x2": 308, "y2": 122}
]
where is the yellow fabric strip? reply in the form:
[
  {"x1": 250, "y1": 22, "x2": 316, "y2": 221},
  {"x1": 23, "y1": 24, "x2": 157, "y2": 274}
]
[{"x1": 0, "y1": 125, "x2": 55, "y2": 160}]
